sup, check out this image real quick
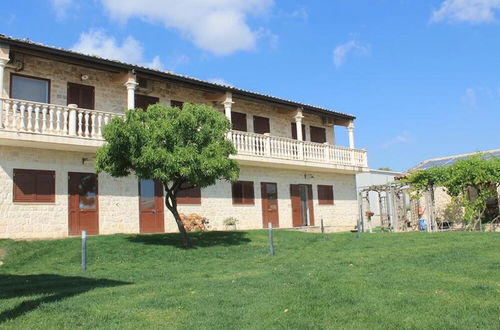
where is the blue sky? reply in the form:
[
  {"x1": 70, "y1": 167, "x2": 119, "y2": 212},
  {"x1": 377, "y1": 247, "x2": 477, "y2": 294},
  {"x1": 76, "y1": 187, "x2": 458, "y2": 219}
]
[{"x1": 1, "y1": 0, "x2": 499, "y2": 171}]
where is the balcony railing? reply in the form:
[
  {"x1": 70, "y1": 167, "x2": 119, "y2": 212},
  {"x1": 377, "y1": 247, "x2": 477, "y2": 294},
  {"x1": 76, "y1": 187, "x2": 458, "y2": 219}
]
[
  {"x1": 0, "y1": 98, "x2": 123, "y2": 139},
  {"x1": 230, "y1": 130, "x2": 367, "y2": 168}
]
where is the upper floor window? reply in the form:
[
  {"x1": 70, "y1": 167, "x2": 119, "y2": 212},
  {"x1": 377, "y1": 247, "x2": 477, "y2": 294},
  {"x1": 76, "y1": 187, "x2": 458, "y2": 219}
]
[
  {"x1": 13, "y1": 169, "x2": 55, "y2": 203},
  {"x1": 10, "y1": 74, "x2": 50, "y2": 103},
  {"x1": 171, "y1": 100, "x2": 184, "y2": 108},
  {"x1": 231, "y1": 111, "x2": 247, "y2": 131},
  {"x1": 253, "y1": 116, "x2": 270, "y2": 134},
  {"x1": 310, "y1": 126, "x2": 327, "y2": 143}
]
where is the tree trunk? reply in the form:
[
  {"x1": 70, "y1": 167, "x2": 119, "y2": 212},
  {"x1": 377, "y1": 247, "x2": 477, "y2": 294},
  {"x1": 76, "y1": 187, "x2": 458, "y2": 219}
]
[{"x1": 163, "y1": 185, "x2": 192, "y2": 248}]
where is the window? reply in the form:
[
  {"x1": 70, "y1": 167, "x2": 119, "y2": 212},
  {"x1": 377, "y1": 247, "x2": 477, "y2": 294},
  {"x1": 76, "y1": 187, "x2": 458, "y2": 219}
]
[
  {"x1": 11, "y1": 74, "x2": 50, "y2": 103},
  {"x1": 177, "y1": 184, "x2": 201, "y2": 205},
  {"x1": 317, "y1": 185, "x2": 334, "y2": 205},
  {"x1": 231, "y1": 112, "x2": 247, "y2": 131},
  {"x1": 232, "y1": 181, "x2": 254, "y2": 205},
  {"x1": 253, "y1": 116, "x2": 270, "y2": 134},
  {"x1": 13, "y1": 169, "x2": 55, "y2": 203},
  {"x1": 291, "y1": 123, "x2": 306, "y2": 140},
  {"x1": 171, "y1": 100, "x2": 184, "y2": 108},
  {"x1": 310, "y1": 126, "x2": 327, "y2": 143}
]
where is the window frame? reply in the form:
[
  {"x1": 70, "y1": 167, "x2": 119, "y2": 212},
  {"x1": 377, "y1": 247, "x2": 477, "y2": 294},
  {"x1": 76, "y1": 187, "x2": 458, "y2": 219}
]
[
  {"x1": 231, "y1": 111, "x2": 248, "y2": 132},
  {"x1": 13, "y1": 169, "x2": 56, "y2": 203},
  {"x1": 232, "y1": 181, "x2": 255, "y2": 205},
  {"x1": 310, "y1": 126, "x2": 327, "y2": 144},
  {"x1": 253, "y1": 115, "x2": 270, "y2": 134},
  {"x1": 10, "y1": 73, "x2": 51, "y2": 104},
  {"x1": 317, "y1": 185, "x2": 334, "y2": 205}
]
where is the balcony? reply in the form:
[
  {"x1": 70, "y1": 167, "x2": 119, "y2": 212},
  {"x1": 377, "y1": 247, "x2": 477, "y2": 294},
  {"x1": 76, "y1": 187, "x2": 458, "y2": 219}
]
[
  {"x1": 230, "y1": 130, "x2": 368, "y2": 173},
  {"x1": 0, "y1": 98, "x2": 123, "y2": 152},
  {"x1": 0, "y1": 98, "x2": 368, "y2": 172}
]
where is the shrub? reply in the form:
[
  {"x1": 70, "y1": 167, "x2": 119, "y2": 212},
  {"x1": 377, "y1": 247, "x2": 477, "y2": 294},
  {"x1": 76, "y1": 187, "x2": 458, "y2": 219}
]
[{"x1": 180, "y1": 213, "x2": 209, "y2": 232}]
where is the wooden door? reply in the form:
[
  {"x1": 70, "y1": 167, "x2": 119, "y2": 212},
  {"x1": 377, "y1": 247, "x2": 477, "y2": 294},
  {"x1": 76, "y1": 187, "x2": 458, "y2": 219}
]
[
  {"x1": 68, "y1": 172, "x2": 99, "y2": 235},
  {"x1": 135, "y1": 94, "x2": 159, "y2": 110},
  {"x1": 261, "y1": 182, "x2": 279, "y2": 228},
  {"x1": 139, "y1": 179, "x2": 165, "y2": 233},
  {"x1": 67, "y1": 83, "x2": 95, "y2": 109},
  {"x1": 290, "y1": 184, "x2": 315, "y2": 227}
]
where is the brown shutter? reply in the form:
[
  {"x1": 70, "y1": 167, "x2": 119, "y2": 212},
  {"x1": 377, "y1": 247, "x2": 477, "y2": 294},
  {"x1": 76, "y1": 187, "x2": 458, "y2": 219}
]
[
  {"x1": 67, "y1": 83, "x2": 95, "y2": 109},
  {"x1": 310, "y1": 126, "x2": 326, "y2": 143},
  {"x1": 318, "y1": 185, "x2": 334, "y2": 205},
  {"x1": 232, "y1": 182, "x2": 243, "y2": 204},
  {"x1": 253, "y1": 116, "x2": 270, "y2": 134},
  {"x1": 243, "y1": 181, "x2": 255, "y2": 204},
  {"x1": 307, "y1": 184, "x2": 315, "y2": 226},
  {"x1": 231, "y1": 112, "x2": 247, "y2": 131},
  {"x1": 290, "y1": 184, "x2": 302, "y2": 227},
  {"x1": 135, "y1": 94, "x2": 159, "y2": 110},
  {"x1": 13, "y1": 169, "x2": 55, "y2": 203},
  {"x1": 291, "y1": 123, "x2": 306, "y2": 140},
  {"x1": 177, "y1": 184, "x2": 201, "y2": 205},
  {"x1": 171, "y1": 100, "x2": 184, "y2": 108}
]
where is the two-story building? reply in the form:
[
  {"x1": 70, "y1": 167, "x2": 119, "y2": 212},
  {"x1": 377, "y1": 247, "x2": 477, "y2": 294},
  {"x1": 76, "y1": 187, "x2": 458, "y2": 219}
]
[{"x1": 0, "y1": 34, "x2": 368, "y2": 239}]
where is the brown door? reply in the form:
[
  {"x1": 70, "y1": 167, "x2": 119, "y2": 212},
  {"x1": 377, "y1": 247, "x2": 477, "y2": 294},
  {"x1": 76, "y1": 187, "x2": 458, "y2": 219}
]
[
  {"x1": 290, "y1": 184, "x2": 315, "y2": 227},
  {"x1": 68, "y1": 172, "x2": 99, "y2": 235},
  {"x1": 261, "y1": 182, "x2": 279, "y2": 228},
  {"x1": 135, "y1": 94, "x2": 159, "y2": 110},
  {"x1": 67, "y1": 83, "x2": 95, "y2": 109},
  {"x1": 139, "y1": 179, "x2": 165, "y2": 233}
]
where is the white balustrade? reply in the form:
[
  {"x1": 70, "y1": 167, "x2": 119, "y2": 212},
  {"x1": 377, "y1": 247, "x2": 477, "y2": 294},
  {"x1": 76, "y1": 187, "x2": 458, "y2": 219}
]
[
  {"x1": 0, "y1": 98, "x2": 123, "y2": 140},
  {"x1": 229, "y1": 130, "x2": 367, "y2": 168}
]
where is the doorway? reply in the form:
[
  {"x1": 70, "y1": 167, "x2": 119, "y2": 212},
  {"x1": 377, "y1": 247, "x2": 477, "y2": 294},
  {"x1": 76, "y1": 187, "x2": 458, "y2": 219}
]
[
  {"x1": 139, "y1": 179, "x2": 165, "y2": 233},
  {"x1": 290, "y1": 184, "x2": 315, "y2": 227},
  {"x1": 261, "y1": 182, "x2": 279, "y2": 228},
  {"x1": 68, "y1": 172, "x2": 99, "y2": 235}
]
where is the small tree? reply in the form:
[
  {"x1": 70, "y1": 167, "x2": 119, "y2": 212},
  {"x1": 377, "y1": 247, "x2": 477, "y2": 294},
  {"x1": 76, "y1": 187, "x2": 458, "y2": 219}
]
[{"x1": 95, "y1": 103, "x2": 240, "y2": 247}]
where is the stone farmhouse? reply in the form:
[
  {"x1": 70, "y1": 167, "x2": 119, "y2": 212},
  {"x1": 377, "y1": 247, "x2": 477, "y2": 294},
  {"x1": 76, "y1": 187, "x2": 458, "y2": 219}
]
[{"x1": 0, "y1": 35, "x2": 368, "y2": 239}]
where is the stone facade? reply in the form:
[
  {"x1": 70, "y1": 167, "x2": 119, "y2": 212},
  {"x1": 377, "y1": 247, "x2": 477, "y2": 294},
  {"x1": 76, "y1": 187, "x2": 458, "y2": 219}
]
[{"x1": 0, "y1": 146, "x2": 357, "y2": 239}]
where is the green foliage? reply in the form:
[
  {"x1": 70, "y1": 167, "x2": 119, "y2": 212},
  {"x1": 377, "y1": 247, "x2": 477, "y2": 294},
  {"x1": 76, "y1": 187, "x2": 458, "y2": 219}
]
[
  {"x1": 96, "y1": 103, "x2": 240, "y2": 187},
  {"x1": 223, "y1": 217, "x2": 239, "y2": 226},
  {"x1": 405, "y1": 154, "x2": 500, "y2": 227},
  {"x1": 377, "y1": 167, "x2": 393, "y2": 171},
  {"x1": 95, "y1": 103, "x2": 240, "y2": 246}
]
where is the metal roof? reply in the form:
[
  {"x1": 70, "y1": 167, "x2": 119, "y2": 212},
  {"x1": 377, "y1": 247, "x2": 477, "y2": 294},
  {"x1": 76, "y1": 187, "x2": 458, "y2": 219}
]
[
  {"x1": 0, "y1": 34, "x2": 355, "y2": 121},
  {"x1": 409, "y1": 149, "x2": 500, "y2": 171}
]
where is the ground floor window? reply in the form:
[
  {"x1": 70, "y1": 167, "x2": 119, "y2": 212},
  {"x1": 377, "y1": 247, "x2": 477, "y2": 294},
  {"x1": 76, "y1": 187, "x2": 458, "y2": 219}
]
[
  {"x1": 318, "y1": 185, "x2": 334, "y2": 205},
  {"x1": 13, "y1": 169, "x2": 55, "y2": 203},
  {"x1": 177, "y1": 184, "x2": 202, "y2": 205},
  {"x1": 232, "y1": 181, "x2": 255, "y2": 205}
]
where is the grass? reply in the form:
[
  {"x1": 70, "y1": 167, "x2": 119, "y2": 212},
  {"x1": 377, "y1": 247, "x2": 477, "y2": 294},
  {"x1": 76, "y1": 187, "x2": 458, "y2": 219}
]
[{"x1": 0, "y1": 231, "x2": 499, "y2": 329}]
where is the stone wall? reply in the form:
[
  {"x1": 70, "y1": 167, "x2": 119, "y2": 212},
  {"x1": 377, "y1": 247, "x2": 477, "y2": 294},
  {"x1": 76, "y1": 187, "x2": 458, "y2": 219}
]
[{"x1": 0, "y1": 146, "x2": 358, "y2": 239}]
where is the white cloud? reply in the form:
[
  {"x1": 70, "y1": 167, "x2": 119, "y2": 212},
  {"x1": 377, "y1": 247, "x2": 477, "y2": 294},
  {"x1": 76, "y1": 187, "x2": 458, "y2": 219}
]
[
  {"x1": 463, "y1": 88, "x2": 478, "y2": 109},
  {"x1": 431, "y1": 0, "x2": 500, "y2": 23},
  {"x1": 333, "y1": 40, "x2": 369, "y2": 67},
  {"x1": 71, "y1": 29, "x2": 164, "y2": 70},
  {"x1": 381, "y1": 131, "x2": 411, "y2": 149},
  {"x1": 51, "y1": 0, "x2": 72, "y2": 20},
  {"x1": 99, "y1": 0, "x2": 274, "y2": 56}
]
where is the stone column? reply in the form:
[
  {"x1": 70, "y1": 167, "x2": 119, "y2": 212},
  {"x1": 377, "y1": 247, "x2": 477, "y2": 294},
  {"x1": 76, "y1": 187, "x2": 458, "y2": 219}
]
[
  {"x1": 347, "y1": 121, "x2": 355, "y2": 149},
  {"x1": 0, "y1": 58, "x2": 9, "y2": 128},
  {"x1": 124, "y1": 75, "x2": 138, "y2": 110},
  {"x1": 294, "y1": 108, "x2": 304, "y2": 141},
  {"x1": 331, "y1": 125, "x2": 336, "y2": 145},
  {"x1": 222, "y1": 91, "x2": 233, "y2": 121}
]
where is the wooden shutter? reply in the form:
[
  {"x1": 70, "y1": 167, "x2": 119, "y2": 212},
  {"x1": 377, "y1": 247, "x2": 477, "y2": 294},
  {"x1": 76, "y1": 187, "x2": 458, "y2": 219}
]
[
  {"x1": 318, "y1": 185, "x2": 334, "y2": 205},
  {"x1": 67, "y1": 83, "x2": 95, "y2": 109},
  {"x1": 171, "y1": 100, "x2": 184, "y2": 108},
  {"x1": 177, "y1": 184, "x2": 201, "y2": 205},
  {"x1": 307, "y1": 184, "x2": 315, "y2": 226},
  {"x1": 290, "y1": 184, "x2": 302, "y2": 227},
  {"x1": 291, "y1": 123, "x2": 306, "y2": 140},
  {"x1": 232, "y1": 181, "x2": 254, "y2": 204},
  {"x1": 135, "y1": 94, "x2": 159, "y2": 110},
  {"x1": 253, "y1": 116, "x2": 270, "y2": 134},
  {"x1": 231, "y1": 112, "x2": 247, "y2": 131},
  {"x1": 13, "y1": 169, "x2": 55, "y2": 203},
  {"x1": 310, "y1": 126, "x2": 326, "y2": 143}
]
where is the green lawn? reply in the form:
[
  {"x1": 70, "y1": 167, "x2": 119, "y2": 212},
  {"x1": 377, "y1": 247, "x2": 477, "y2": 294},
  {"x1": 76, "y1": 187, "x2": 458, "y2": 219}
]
[{"x1": 0, "y1": 231, "x2": 499, "y2": 329}]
